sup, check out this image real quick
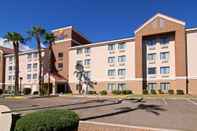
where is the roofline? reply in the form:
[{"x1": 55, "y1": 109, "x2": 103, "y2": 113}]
[
  {"x1": 4, "y1": 48, "x2": 46, "y2": 57},
  {"x1": 186, "y1": 27, "x2": 197, "y2": 32},
  {"x1": 134, "y1": 13, "x2": 186, "y2": 34},
  {"x1": 51, "y1": 26, "x2": 72, "y2": 32},
  {"x1": 69, "y1": 37, "x2": 134, "y2": 50}
]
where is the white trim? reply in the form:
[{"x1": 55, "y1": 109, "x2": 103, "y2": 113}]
[
  {"x1": 52, "y1": 26, "x2": 72, "y2": 32},
  {"x1": 69, "y1": 37, "x2": 134, "y2": 50},
  {"x1": 188, "y1": 76, "x2": 197, "y2": 80},
  {"x1": 134, "y1": 13, "x2": 186, "y2": 34},
  {"x1": 4, "y1": 49, "x2": 46, "y2": 57},
  {"x1": 55, "y1": 38, "x2": 72, "y2": 43},
  {"x1": 186, "y1": 27, "x2": 197, "y2": 32},
  {"x1": 147, "y1": 76, "x2": 187, "y2": 81},
  {"x1": 80, "y1": 121, "x2": 181, "y2": 131}
]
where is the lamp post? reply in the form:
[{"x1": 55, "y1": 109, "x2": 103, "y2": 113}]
[{"x1": 19, "y1": 77, "x2": 23, "y2": 95}]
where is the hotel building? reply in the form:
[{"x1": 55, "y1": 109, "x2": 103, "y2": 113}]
[{"x1": 1, "y1": 13, "x2": 197, "y2": 95}]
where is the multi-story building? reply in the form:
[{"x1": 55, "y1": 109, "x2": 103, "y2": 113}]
[
  {"x1": 68, "y1": 13, "x2": 197, "y2": 95},
  {"x1": 1, "y1": 13, "x2": 197, "y2": 95}
]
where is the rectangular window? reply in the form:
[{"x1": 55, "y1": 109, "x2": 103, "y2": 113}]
[
  {"x1": 147, "y1": 53, "x2": 156, "y2": 61},
  {"x1": 27, "y1": 64, "x2": 32, "y2": 70},
  {"x1": 8, "y1": 76, "x2": 12, "y2": 80},
  {"x1": 58, "y1": 52, "x2": 63, "y2": 58},
  {"x1": 118, "y1": 43, "x2": 126, "y2": 50},
  {"x1": 84, "y1": 59, "x2": 90, "y2": 65},
  {"x1": 160, "y1": 83, "x2": 170, "y2": 93},
  {"x1": 27, "y1": 74, "x2": 31, "y2": 80},
  {"x1": 145, "y1": 39, "x2": 156, "y2": 46},
  {"x1": 9, "y1": 57, "x2": 13, "y2": 62},
  {"x1": 33, "y1": 73, "x2": 37, "y2": 79},
  {"x1": 27, "y1": 54, "x2": 32, "y2": 59},
  {"x1": 160, "y1": 52, "x2": 169, "y2": 60},
  {"x1": 148, "y1": 67, "x2": 156, "y2": 75},
  {"x1": 117, "y1": 83, "x2": 127, "y2": 91},
  {"x1": 8, "y1": 66, "x2": 12, "y2": 71},
  {"x1": 147, "y1": 83, "x2": 157, "y2": 91},
  {"x1": 84, "y1": 47, "x2": 91, "y2": 53},
  {"x1": 107, "y1": 83, "x2": 116, "y2": 91},
  {"x1": 108, "y1": 69, "x2": 116, "y2": 76},
  {"x1": 118, "y1": 55, "x2": 126, "y2": 62},
  {"x1": 108, "y1": 44, "x2": 116, "y2": 51},
  {"x1": 118, "y1": 69, "x2": 126, "y2": 76},
  {"x1": 58, "y1": 63, "x2": 63, "y2": 68},
  {"x1": 33, "y1": 63, "x2": 38, "y2": 69},
  {"x1": 33, "y1": 53, "x2": 38, "y2": 58},
  {"x1": 108, "y1": 57, "x2": 115, "y2": 63},
  {"x1": 85, "y1": 71, "x2": 91, "y2": 79},
  {"x1": 160, "y1": 36, "x2": 169, "y2": 45},
  {"x1": 76, "y1": 60, "x2": 83, "y2": 65},
  {"x1": 160, "y1": 66, "x2": 170, "y2": 74},
  {"x1": 76, "y1": 48, "x2": 82, "y2": 54}
]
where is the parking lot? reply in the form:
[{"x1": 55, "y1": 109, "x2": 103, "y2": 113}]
[{"x1": 0, "y1": 96, "x2": 197, "y2": 131}]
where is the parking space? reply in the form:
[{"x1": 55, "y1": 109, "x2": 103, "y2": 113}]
[{"x1": 1, "y1": 96, "x2": 197, "y2": 131}]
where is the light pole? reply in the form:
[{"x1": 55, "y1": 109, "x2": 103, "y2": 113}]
[{"x1": 19, "y1": 77, "x2": 23, "y2": 95}]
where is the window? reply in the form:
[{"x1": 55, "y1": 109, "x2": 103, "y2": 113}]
[
  {"x1": 8, "y1": 76, "x2": 12, "y2": 80},
  {"x1": 118, "y1": 43, "x2": 126, "y2": 50},
  {"x1": 33, "y1": 73, "x2": 37, "y2": 79},
  {"x1": 27, "y1": 54, "x2": 32, "y2": 59},
  {"x1": 118, "y1": 55, "x2": 126, "y2": 62},
  {"x1": 76, "y1": 60, "x2": 83, "y2": 65},
  {"x1": 108, "y1": 69, "x2": 116, "y2": 76},
  {"x1": 9, "y1": 57, "x2": 13, "y2": 62},
  {"x1": 160, "y1": 83, "x2": 170, "y2": 93},
  {"x1": 58, "y1": 52, "x2": 63, "y2": 58},
  {"x1": 160, "y1": 66, "x2": 170, "y2": 74},
  {"x1": 84, "y1": 59, "x2": 90, "y2": 65},
  {"x1": 27, "y1": 64, "x2": 32, "y2": 70},
  {"x1": 108, "y1": 57, "x2": 115, "y2": 63},
  {"x1": 107, "y1": 83, "x2": 116, "y2": 91},
  {"x1": 108, "y1": 44, "x2": 116, "y2": 51},
  {"x1": 145, "y1": 39, "x2": 156, "y2": 46},
  {"x1": 160, "y1": 36, "x2": 169, "y2": 45},
  {"x1": 84, "y1": 48, "x2": 90, "y2": 53},
  {"x1": 160, "y1": 52, "x2": 169, "y2": 60},
  {"x1": 118, "y1": 69, "x2": 126, "y2": 76},
  {"x1": 147, "y1": 53, "x2": 156, "y2": 61},
  {"x1": 33, "y1": 63, "x2": 38, "y2": 69},
  {"x1": 33, "y1": 53, "x2": 38, "y2": 58},
  {"x1": 8, "y1": 66, "x2": 12, "y2": 71},
  {"x1": 85, "y1": 71, "x2": 91, "y2": 79},
  {"x1": 147, "y1": 83, "x2": 157, "y2": 91},
  {"x1": 58, "y1": 63, "x2": 63, "y2": 68},
  {"x1": 27, "y1": 74, "x2": 31, "y2": 80},
  {"x1": 117, "y1": 83, "x2": 127, "y2": 91},
  {"x1": 148, "y1": 67, "x2": 156, "y2": 75},
  {"x1": 76, "y1": 48, "x2": 82, "y2": 54}
]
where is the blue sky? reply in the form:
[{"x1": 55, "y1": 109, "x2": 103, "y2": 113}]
[{"x1": 1, "y1": 0, "x2": 197, "y2": 48}]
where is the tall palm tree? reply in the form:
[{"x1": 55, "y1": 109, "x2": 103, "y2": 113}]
[
  {"x1": 4, "y1": 32, "x2": 24, "y2": 96},
  {"x1": 44, "y1": 32, "x2": 56, "y2": 95},
  {"x1": 28, "y1": 26, "x2": 46, "y2": 96},
  {"x1": 74, "y1": 62, "x2": 85, "y2": 94}
]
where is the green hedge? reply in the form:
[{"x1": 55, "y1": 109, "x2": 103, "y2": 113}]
[
  {"x1": 143, "y1": 90, "x2": 148, "y2": 95},
  {"x1": 112, "y1": 90, "x2": 132, "y2": 95},
  {"x1": 23, "y1": 88, "x2": 32, "y2": 95},
  {"x1": 14, "y1": 109, "x2": 79, "y2": 131},
  {"x1": 87, "y1": 90, "x2": 97, "y2": 95},
  {"x1": 168, "y1": 90, "x2": 174, "y2": 95},
  {"x1": 150, "y1": 89, "x2": 157, "y2": 95},
  {"x1": 0, "y1": 88, "x2": 3, "y2": 95},
  {"x1": 158, "y1": 89, "x2": 164, "y2": 94},
  {"x1": 99, "y1": 90, "x2": 107, "y2": 95}
]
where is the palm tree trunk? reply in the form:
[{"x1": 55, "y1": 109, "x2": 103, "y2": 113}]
[
  {"x1": 14, "y1": 43, "x2": 19, "y2": 96},
  {"x1": 48, "y1": 44, "x2": 52, "y2": 96},
  {"x1": 36, "y1": 35, "x2": 43, "y2": 96}
]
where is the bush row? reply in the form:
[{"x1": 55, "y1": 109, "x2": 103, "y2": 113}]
[{"x1": 143, "y1": 89, "x2": 184, "y2": 95}]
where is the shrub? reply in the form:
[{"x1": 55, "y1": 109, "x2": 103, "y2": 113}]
[
  {"x1": 112, "y1": 90, "x2": 121, "y2": 95},
  {"x1": 168, "y1": 90, "x2": 174, "y2": 95},
  {"x1": 176, "y1": 90, "x2": 184, "y2": 95},
  {"x1": 23, "y1": 88, "x2": 31, "y2": 95},
  {"x1": 158, "y1": 89, "x2": 164, "y2": 94},
  {"x1": 0, "y1": 89, "x2": 3, "y2": 95},
  {"x1": 14, "y1": 109, "x2": 79, "y2": 131},
  {"x1": 143, "y1": 90, "x2": 148, "y2": 95},
  {"x1": 150, "y1": 89, "x2": 157, "y2": 95},
  {"x1": 33, "y1": 91, "x2": 38, "y2": 95},
  {"x1": 99, "y1": 90, "x2": 107, "y2": 95},
  {"x1": 122, "y1": 90, "x2": 132, "y2": 95},
  {"x1": 87, "y1": 90, "x2": 97, "y2": 95}
]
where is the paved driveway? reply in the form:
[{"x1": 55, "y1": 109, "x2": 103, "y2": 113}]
[{"x1": 0, "y1": 96, "x2": 197, "y2": 131}]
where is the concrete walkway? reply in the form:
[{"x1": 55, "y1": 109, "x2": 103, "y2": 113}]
[{"x1": 0, "y1": 105, "x2": 12, "y2": 131}]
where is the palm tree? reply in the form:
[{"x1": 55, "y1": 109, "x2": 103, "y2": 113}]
[
  {"x1": 4, "y1": 32, "x2": 24, "y2": 96},
  {"x1": 44, "y1": 32, "x2": 56, "y2": 95},
  {"x1": 28, "y1": 26, "x2": 46, "y2": 96}
]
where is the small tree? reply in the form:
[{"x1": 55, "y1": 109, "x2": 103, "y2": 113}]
[{"x1": 4, "y1": 32, "x2": 24, "y2": 96}]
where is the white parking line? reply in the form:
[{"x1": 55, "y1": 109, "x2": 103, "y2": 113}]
[
  {"x1": 162, "y1": 98, "x2": 168, "y2": 105},
  {"x1": 186, "y1": 99, "x2": 197, "y2": 106}
]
